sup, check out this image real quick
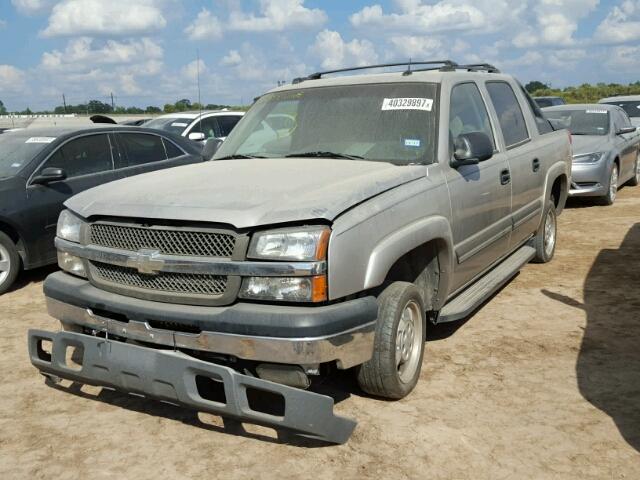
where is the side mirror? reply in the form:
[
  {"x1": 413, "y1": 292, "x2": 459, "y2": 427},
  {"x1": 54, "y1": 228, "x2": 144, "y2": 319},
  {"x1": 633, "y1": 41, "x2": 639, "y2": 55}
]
[
  {"x1": 188, "y1": 132, "x2": 206, "y2": 141},
  {"x1": 616, "y1": 126, "x2": 637, "y2": 135},
  {"x1": 202, "y1": 138, "x2": 223, "y2": 160},
  {"x1": 450, "y1": 132, "x2": 493, "y2": 168},
  {"x1": 31, "y1": 167, "x2": 67, "y2": 185}
]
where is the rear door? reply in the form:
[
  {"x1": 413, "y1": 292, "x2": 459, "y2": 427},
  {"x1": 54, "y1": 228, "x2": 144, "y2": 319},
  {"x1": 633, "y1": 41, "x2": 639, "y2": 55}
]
[
  {"x1": 113, "y1": 132, "x2": 199, "y2": 178},
  {"x1": 446, "y1": 81, "x2": 512, "y2": 289},
  {"x1": 613, "y1": 109, "x2": 638, "y2": 181},
  {"x1": 25, "y1": 133, "x2": 117, "y2": 262},
  {"x1": 486, "y1": 81, "x2": 546, "y2": 247}
]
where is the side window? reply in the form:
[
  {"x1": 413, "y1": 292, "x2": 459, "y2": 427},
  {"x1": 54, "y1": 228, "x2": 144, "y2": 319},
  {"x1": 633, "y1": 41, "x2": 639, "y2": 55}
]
[
  {"x1": 486, "y1": 82, "x2": 529, "y2": 148},
  {"x1": 618, "y1": 109, "x2": 632, "y2": 128},
  {"x1": 217, "y1": 115, "x2": 242, "y2": 137},
  {"x1": 449, "y1": 82, "x2": 495, "y2": 151},
  {"x1": 162, "y1": 138, "x2": 184, "y2": 158},
  {"x1": 117, "y1": 133, "x2": 167, "y2": 167},
  {"x1": 519, "y1": 85, "x2": 554, "y2": 135},
  {"x1": 189, "y1": 117, "x2": 221, "y2": 139},
  {"x1": 42, "y1": 134, "x2": 112, "y2": 178}
]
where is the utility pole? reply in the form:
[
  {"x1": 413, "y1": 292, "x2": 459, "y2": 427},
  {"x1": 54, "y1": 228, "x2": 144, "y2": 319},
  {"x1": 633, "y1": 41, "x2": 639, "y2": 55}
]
[
  {"x1": 62, "y1": 93, "x2": 67, "y2": 113},
  {"x1": 110, "y1": 92, "x2": 115, "y2": 112}
]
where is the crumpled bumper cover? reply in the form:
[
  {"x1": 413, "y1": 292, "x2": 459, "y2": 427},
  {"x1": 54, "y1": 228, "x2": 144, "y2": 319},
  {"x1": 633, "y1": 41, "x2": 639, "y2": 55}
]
[{"x1": 28, "y1": 329, "x2": 356, "y2": 444}]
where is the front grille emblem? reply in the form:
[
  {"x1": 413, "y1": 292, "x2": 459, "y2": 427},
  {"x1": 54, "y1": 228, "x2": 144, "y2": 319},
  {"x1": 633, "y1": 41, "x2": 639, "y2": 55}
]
[{"x1": 126, "y1": 249, "x2": 164, "y2": 275}]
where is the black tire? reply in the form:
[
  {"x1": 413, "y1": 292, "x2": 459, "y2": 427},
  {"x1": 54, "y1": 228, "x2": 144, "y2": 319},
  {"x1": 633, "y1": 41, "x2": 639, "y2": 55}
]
[
  {"x1": 532, "y1": 198, "x2": 557, "y2": 264},
  {"x1": 0, "y1": 231, "x2": 20, "y2": 295},
  {"x1": 601, "y1": 163, "x2": 619, "y2": 206},
  {"x1": 357, "y1": 281, "x2": 426, "y2": 399},
  {"x1": 627, "y1": 156, "x2": 639, "y2": 187}
]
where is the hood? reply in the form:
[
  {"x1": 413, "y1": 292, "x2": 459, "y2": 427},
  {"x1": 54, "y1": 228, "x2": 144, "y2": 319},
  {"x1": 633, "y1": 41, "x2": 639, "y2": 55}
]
[
  {"x1": 66, "y1": 158, "x2": 425, "y2": 228},
  {"x1": 570, "y1": 135, "x2": 612, "y2": 156}
]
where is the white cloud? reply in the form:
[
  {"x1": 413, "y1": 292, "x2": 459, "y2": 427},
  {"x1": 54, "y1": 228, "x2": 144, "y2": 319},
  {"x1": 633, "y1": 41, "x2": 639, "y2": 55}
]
[
  {"x1": 0, "y1": 19, "x2": 6, "y2": 29},
  {"x1": 595, "y1": 1, "x2": 640, "y2": 44},
  {"x1": 229, "y1": 0, "x2": 327, "y2": 32},
  {"x1": 350, "y1": 0, "x2": 522, "y2": 34},
  {"x1": 185, "y1": 8, "x2": 222, "y2": 40},
  {"x1": 389, "y1": 36, "x2": 444, "y2": 59},
  {"x1": 185, "y1": 0, "x2": 327, "y2": 39},
  {"x1": 11, "y1": 0, "x2": 53, "y2": 15},
  {"x1": 604, "y1": 44, "x2": 640, "y2": 70},
  {"x1": 0, "y1": 65, "x2": 26, "y2": 92},
  {"x1": 42, "y1": 0, "x2": 167, "y2": 37},
  {"x1": 548, "y1": 48, "x2": 587, "y2": 69},
  {"x1": 41, "y1": 37, "x2": 163, "y2": 71},
  {"x1": 310, "y1": 30, "x2": 379, "y2": 70},
  {"x1": 221, "y1": 50, "x2": 242, "y2": 66},
  {"x1": 181, "y1": 59, "x2": 207, "y2": 81}
]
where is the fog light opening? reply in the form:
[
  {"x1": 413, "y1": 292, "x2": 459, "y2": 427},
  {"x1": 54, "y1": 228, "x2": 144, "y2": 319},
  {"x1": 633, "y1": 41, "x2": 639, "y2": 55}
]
[
  {"x1": 246, "y1": 387, "x2": 285, "y2": 417},
  {"x1": 36, "y1": 339, "x2": 52, "y2": 363},
  {"x1": 64, "y1": 345, "x2": 84, "y2": 371},
  {"x1": 195, "y1": 375, "x2": 227, "y2": 404}
]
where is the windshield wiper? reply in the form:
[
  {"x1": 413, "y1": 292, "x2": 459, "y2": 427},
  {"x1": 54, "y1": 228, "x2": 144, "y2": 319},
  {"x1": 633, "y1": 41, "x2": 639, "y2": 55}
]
[
  {"x1": 285, "y1": 151, "x2": 365, "y2": 160},
  {"x1": 215, "y1": 154, "x2": 269, "y2": 160}
]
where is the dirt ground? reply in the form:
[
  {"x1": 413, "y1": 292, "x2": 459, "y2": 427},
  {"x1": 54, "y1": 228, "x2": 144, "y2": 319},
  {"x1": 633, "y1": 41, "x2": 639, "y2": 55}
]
[{"x1": 1, "y1": 187, "x2": 639, "y2": 480}]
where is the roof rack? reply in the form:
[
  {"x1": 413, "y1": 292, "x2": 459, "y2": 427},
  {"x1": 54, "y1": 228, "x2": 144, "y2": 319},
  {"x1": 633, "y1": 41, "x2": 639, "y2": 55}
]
[{"x1": 292, "y1": 60, "x2": 458, "y2": 84}]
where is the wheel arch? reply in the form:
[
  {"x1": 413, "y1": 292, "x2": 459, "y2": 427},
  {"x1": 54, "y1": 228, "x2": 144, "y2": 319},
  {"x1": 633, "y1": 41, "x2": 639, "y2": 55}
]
[{"x1": 0, "y1": 218, "x2": 26, "y2": 264}]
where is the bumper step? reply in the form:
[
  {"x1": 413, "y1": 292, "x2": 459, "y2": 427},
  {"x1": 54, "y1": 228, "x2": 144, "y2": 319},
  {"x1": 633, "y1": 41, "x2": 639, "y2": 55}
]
[{"x1": 28, "y1": 329, "x2": 356, "y2": 444}]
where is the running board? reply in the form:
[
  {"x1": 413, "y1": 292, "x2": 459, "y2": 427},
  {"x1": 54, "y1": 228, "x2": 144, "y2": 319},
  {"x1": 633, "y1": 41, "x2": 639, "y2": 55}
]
[{"x1": 437, "y1": 245, "x2": 535, "y2": 323}]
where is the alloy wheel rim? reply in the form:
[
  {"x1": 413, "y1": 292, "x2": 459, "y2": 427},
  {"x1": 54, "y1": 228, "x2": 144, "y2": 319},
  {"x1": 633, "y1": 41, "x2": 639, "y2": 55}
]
[
  {"x1": 543, "y1": 209, "x2": 556, "y2": 258},
  {"x1": 610, "y1": 166, "x2": 618, "y2": 201},
  {"x1": 395, "y1": 299, "x2": 423, "y2": 383},
  {"x1": 0, "y1": 243, "x2": 10, "y2": 284}
]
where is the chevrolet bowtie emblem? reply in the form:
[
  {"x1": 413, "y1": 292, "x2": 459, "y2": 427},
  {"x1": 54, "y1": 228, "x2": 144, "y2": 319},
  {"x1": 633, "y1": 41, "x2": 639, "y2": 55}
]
[{"x1": 126, "y1": 249, "x2": 164, "y2": 275}]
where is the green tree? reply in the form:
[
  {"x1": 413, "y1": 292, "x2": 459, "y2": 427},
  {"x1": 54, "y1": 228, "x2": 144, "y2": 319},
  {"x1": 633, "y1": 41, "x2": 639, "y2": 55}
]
[
  {"x1": 525, "y1": 81, "x2": 549, "y2": 94},
  {"x1": 0, "y1": 100, "x2": 6, "y2": 115},
  {"x1": 145, "y1": 106, "x2": 161, "y2": 113},
  {"x1": 163, "y1": 103, "x2": 176, "y2": 113}
]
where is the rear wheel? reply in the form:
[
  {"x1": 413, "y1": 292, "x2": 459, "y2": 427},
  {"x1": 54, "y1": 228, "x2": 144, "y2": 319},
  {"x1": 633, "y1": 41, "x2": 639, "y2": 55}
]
[
  {"x1": 0, "y1": 231, "x2": 20, "y2": 295},
  {"x1": 627, "y1": 155, "x2": 639, "y2": 186},
  {"x1": 357, "y1": 282, "x2": 425, "y2": 399},
  {"x1": 601, "y1": 163, "x2": 619, "y2": 205},
  {"x1": 532, "y1": 198, "x2": 557, "y2": 264}
]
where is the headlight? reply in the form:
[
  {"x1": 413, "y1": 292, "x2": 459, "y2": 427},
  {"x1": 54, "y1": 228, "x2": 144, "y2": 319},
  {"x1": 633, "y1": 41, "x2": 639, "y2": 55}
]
[
  {"x1": 239, "y1": 275, "x2": 327, "y2": 303},
  {"x1": 248, "y1": 226, "x2": 330, "y2": 261},
  {"x1": 57, "y1": 210, "x2": 85, "y2": 243},
  {"x1": 57, "y1": 251, "x2": 87, "y2": 278},
  {"x1": 573, "y1": 152, "x2": 604, "y2": 164}
]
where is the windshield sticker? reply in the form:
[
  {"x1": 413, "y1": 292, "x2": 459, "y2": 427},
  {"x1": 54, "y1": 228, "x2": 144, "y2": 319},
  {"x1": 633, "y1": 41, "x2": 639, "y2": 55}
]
[
  {"x1": 586, "y1": 110, "x2": 608, "y2": 114},
  {"x1": 11, "y1": 163, "x2": 21, "y2": 168},
  {"x1": 171, "y1": 122, "x2": 188, "y2": 127},
  {"x1": 25, "y1": 137, "x2": 56, "y2": 143},
  {"x1": 404, "y1": 138, "x2": 421, "y2": 147},
  {"x1": 382, "y1": 98, "x2": 433, "y2": 111}
]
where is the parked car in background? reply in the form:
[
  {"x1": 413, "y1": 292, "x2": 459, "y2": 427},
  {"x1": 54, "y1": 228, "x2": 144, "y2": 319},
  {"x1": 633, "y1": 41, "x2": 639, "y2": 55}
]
[
  {"x1": 0, "y1": 126, "x2": 205, "y2": 294},
  {"x1": 534, "y1": 96, "x2": 566, "y2": 108},
  {"x1": 29, "y1": 60, "x2": 571, "y2": 443},
  {"x1": 599, "y1": 95, "x2": 640, "y2": 127},
  {"x1": 143, "y1": 110, "x2": 244, "y2": 142},
  {"x1": 120, "y1": 118, "x2": 151, "y2": 126},
  {"x1": 543, "y1": 104, "x2": 640, "y2": 204}
]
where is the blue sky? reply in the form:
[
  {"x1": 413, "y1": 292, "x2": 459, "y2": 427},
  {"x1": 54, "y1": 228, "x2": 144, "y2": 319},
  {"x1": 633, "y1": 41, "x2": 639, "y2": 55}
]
[{"x1": 0, "y1": 0, "x2": 638, "y2": 111}]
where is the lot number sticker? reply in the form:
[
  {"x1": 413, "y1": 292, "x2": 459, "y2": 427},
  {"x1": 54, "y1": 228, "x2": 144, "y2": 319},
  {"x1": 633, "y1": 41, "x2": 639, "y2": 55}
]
[
  {"x1": 382, "y1": 98, "x2": 433, "y2": 111},
  {"x1": 25, "y1": 137, "x2": 56, "y2": 143}
]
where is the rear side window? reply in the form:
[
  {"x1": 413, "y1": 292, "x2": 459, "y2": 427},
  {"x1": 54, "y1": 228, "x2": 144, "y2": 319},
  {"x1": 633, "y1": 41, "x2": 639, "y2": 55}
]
[
  {"x1": 449, "y1": 82, "x2": 495, "y2": 150},
  {"x1": 190, "y1": 117, "x2": 221, "y2": 139},
  {"x1": 520, "y1": 86, "x2": 553, "y2": 135},
  {"x1": 43, "y1": 134, "x2": 113, "y2": 178},
  {"x1": 162, "y1": 138, "x2": 184, "y2": 158},
  {"x1": 117, "y1": 133, "x2": 167, "y2": 167},
  {"x1": 486, "y1": 82, "x2": 529, "y2": 148},
  {"x1": 217, "y1": 115, "x2": 242, "y2": 136}
]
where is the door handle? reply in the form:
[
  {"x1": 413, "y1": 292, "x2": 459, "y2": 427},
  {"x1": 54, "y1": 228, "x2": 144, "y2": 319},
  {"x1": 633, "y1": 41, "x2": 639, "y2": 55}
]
[
  {"x1": 500, "y1": 169, "x2": 511, "y2": 185},
  {"x1": 532, "y1": 158, "x2": 540, "y2": 172}
]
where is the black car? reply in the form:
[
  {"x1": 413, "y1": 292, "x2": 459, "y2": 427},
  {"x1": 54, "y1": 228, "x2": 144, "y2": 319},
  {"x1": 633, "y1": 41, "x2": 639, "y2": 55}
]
[{"x1": 0, "y1": 125, "x2": 204, "y2": 293}]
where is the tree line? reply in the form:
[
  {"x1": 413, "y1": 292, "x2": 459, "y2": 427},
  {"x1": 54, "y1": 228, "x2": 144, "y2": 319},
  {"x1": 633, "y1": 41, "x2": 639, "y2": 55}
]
[{"x1": 525, "y1": 80, "x2": 640, "y2": 103}]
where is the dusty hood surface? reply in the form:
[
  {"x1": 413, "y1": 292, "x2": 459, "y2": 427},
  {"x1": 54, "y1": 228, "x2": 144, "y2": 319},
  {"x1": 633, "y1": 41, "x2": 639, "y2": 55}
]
[
  {"x1": 570, "y1": 135, "x2": 613, "y2": 156},
  {"x1": 66, "y1": 158, "x2": 425, "y2": 228}
]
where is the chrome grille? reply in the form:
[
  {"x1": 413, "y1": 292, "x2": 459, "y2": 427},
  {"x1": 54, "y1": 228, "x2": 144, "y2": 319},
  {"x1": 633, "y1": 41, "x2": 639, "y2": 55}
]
[
  {"x1": 91, "y1": 261, "x2": 227, "y2": 296},
  {"x1": 90, "y1": 223, "x2": 236, "y2": 258}
]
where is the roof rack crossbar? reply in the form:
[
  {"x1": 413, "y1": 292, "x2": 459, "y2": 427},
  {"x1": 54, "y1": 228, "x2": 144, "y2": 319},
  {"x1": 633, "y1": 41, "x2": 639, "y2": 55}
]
[{"x1": 292, "y1": 60, "x2": 458, "y2": 84}]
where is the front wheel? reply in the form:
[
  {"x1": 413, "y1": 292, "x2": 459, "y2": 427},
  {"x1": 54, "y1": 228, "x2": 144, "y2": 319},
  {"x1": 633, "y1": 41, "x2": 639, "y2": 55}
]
[
  {"x1": 357, "y1": 282, "x2": 425, "y2": 399},
  {"x1": 601, "y1": 163, "x2": 619, "y2": 205},
  {"x1": 0, "y1": 231, "x2": 20, "y2": 295},
  {"x1": 532, "y1": 198, "x2": 557, "y2": 263}
]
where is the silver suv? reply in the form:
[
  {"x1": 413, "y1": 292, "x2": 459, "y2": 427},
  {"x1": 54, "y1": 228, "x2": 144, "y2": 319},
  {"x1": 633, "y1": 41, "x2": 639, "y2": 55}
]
[{"x1": 29, "y1": 61, "x2": 571, "y2": 444}]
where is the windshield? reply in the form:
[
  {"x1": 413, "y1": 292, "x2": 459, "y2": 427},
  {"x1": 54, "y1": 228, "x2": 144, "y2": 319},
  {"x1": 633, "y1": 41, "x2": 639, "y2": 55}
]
[
  {"x1": 144, "y1": 117, "x2": 193, "y2": 135},
  {"x1": 0, "y1": 134, "x2": 52, "y2": 177},
  {"x1": 601, "y1": 101, "x2": 640, "y2": 118},
  {"x1": 215, "y1": 82, "x2": 439, "y2": 165},
  {"x1": 543, "y1": 109, "x2": 610, "y2": 136}
]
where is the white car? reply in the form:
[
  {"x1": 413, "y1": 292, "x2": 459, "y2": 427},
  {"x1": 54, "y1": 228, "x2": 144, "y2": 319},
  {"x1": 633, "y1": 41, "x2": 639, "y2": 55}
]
[
  {"x1": 144, "y1": 110, "x2": 244, "y2": 142},
  {"x1": 599, "y1": 95, "x2": 640, "y2": 127}
]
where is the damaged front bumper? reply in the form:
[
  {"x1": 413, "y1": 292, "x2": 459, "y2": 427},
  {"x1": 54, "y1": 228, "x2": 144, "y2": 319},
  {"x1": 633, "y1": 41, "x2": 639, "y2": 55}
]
[{"x1": 28, "y1": 329, "x2": 357, "y2": 444}]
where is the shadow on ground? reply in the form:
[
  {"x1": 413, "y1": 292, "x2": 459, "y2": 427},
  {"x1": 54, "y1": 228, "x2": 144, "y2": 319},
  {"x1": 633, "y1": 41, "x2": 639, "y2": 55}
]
[{"x1": 543, "y1": 223, "x2": 640, "y2": 451}]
